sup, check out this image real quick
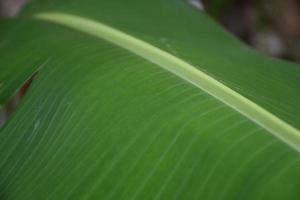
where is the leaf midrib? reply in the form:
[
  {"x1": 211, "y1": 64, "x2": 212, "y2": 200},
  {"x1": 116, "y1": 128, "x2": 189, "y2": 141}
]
[{"x1": 34, "y1": 12, "x2": 300, "y2": 152}]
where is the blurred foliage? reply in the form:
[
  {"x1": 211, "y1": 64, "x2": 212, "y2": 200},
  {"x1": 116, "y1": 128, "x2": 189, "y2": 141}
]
[{"x1": 202, "y1": 0, "x2": 300, "y2": 63}]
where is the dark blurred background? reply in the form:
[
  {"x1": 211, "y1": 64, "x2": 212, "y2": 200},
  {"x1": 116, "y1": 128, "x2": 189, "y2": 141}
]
[{"x1": 197, "y1": 0, "x2": 300, "y2": 63}]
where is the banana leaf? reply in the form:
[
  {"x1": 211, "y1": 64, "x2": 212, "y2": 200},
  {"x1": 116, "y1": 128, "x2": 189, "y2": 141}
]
[{"x1": 0, "y1": 0, "x2": 300, "y2": 199}]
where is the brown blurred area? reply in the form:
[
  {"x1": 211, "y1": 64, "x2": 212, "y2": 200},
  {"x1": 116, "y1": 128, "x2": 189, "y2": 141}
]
[
  {"x1": 0, "y1": 0, "x2": 30, "y2": 128},
  {"x1": 0, "y1": 0, "x2": 27, "y2": 17},
  {"x1": 201, "y1": 0, "x2": 300, "y2": 63}
]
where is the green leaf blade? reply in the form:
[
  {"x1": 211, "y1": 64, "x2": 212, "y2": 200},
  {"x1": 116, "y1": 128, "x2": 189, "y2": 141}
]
[{"x1": 0, "y1": 0, "x2": 300, "y2": 199}]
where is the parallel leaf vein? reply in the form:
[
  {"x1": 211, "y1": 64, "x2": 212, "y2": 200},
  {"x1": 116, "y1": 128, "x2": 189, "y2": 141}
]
[{"x1": 34, "y1": 12, "x2": 300, "y2": 152}]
